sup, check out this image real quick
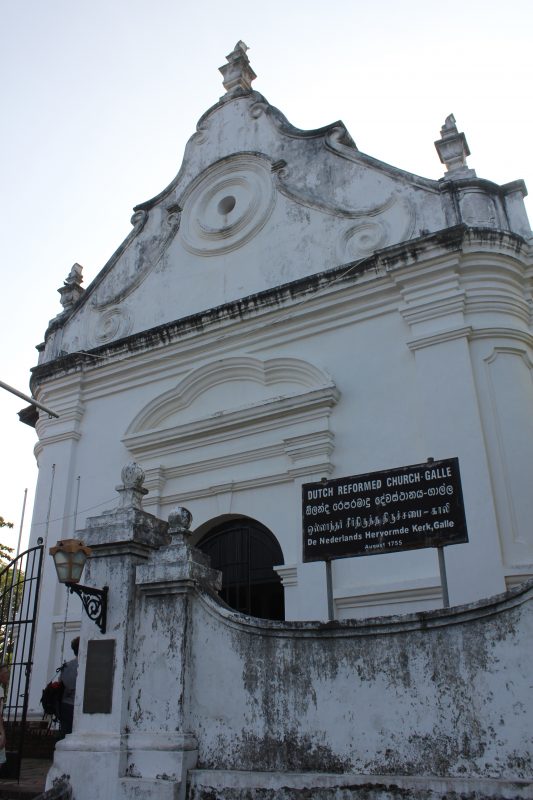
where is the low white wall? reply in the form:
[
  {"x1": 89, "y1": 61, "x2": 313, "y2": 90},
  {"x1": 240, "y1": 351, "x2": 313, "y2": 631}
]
[
  {"x1": 45, "y1": 495, "x2": 533, "y2": 799},
  {"x1": 189, "y1": 579, "x2": 533, "y2": 781}
]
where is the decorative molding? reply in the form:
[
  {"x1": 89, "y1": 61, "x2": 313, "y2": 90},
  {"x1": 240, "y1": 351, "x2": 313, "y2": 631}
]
[
  {"x1": 33, "y1": 227, "x2": 460, "y2": 387},
  {"x1": 34, "y1": 227, "x2": 530, "y2": 396},
  {"x1": 274, "y1": 565, "x2": 298, "y2": 587},
  {"x1": 151, "y1": 443, "x2": 285, "y2": 481},
  {"x1": 91, "y1": 210, "x2": 180, "y2": 310},
  {"x1": 406, "y1": 325, "x2": 472, "y2": 352},
  {"x1": 52, "y1": 618, "x2": 81, "y2": 632},
  {"x1": 272, "y1": 164, "x2": 417, "y2": 261},
  {"x1": 179, "y1": 154, "x2": 275, "y2": 256},
  {"x1": 283, "y1": 431, "x2": 334, "y2": 465},
  {"x1": 274, "y1": 174, "x2": 397, "y2": 220},
  {"x1": 505, "y1": 571, "x2": 533, "y2": 590},
  {"x1": 335, "y1": 580, "x2": 442, "y2": 611},
  {"x1": 124, "y1": 386, "x2": 339, "y2": 460},
  {"x1": 92, "y1": 305, "x2": 133, "y2": 345},
  {"x1": 483, "y1": 346, "x2": 533, "y2": 558},
  {"x1": 465, "y1": 296, "x2": 530, "y2": 324},
  {"x1": 468, "y1": 328, "x2": 533, "y2": 346},
  {"x1": 126, "y1": 356, "x2": 336, "y2": 434},
  {"x1": 340, "y1": 221, "x2": 389, "y2": 260},
  {"x1": 144, "y1": 465, "x2": 332, "y2": 508},
  {"x1": 399, "y1": 294, "x2": 466, "y2": 327},
  {"x1": 125, "y1": 356, "x2": 338, "y2": 505},
  {"x1": 143, "y1": 465, "x2": 167, "y2": 494},
  {"x1": 34, "y1": 394, "x2": 85, "y2": 457},
  {"x1": 484, "y1": 346, "x2": 533, "y2": 368},
  {"x1": 34, "y1": 431, "x2": 82, "y2": 458}
]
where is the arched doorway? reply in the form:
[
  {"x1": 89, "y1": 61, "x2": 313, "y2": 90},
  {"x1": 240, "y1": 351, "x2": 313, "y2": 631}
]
[{"x1": 197, "y1": 518, "x2": 285, "y2": 620}]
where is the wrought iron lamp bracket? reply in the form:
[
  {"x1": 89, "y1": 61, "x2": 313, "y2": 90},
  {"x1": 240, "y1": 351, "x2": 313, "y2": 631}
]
[{"x1": 66, "y1": 583, "x2": 108, "y2": 634}]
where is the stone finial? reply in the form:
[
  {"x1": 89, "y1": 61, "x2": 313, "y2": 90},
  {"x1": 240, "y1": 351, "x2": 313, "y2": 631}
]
[
  {"x1": 168, "y1": 507, "x2": 193, "y2": 537},
  {"x1": 219, "y1": 41, "x2": 257, "y2": 98},
  {"x1": 115, "y1": 462, "x2": 148, "y2": 510},
  {"x1": 58, "y1": 263, "x2": 85, "y2": 311},
  {"x1": 434, "y1": 114, "x2": 475, "y2": 177},
  {"x1": 65, "y1": 263, "x2": 83, "y2": 285}
]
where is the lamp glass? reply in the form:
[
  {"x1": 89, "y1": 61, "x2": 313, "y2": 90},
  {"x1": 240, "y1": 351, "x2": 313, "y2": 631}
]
[{"x1": 52, "y1": 548, "x2": 87, "y2": 584}]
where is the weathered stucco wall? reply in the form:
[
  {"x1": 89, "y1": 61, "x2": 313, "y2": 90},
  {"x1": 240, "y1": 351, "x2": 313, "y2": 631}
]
[
  {"x1": 46, "y1": 493, "x2": 533, "y2": 799},
  {"x1": 189, "y1": 580, "x2": 533, "y2": 780}
]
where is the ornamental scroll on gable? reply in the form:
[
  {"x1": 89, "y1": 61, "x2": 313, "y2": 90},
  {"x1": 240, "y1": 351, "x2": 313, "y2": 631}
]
[{"x1": 44, "y1": 43, "x2": 530, "y2": 362}]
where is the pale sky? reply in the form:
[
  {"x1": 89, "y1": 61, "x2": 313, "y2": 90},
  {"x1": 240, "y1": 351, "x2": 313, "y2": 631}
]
[{"x1": 1, "y1": 0, "x2": 531, "y2": 555}]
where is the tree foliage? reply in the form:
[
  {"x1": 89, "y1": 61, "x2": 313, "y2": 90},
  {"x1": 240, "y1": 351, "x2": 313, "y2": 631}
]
[{"x1": 0, "y1": 534, "x2": 23, "y2": 663}]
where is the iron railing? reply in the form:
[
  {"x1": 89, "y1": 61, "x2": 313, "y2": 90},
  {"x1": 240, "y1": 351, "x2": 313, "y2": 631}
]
[{"x1": 0, "y1": 543, "x2": 44, "y2": 779}]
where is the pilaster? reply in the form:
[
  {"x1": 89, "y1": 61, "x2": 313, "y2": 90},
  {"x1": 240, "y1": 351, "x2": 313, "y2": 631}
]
[
  {"x1": 391, "y1": 254, "x2": 506, "y2": 604},
  {"x1": 46, "y1": 465, "x2": 221, "y2": 800}
]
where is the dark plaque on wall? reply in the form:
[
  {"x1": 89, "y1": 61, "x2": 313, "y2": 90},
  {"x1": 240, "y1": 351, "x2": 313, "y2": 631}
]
[
  {"x1": 302, "y1": 458, "x2": 468, "y2": 563},
  {"x1": 83, "y1": 639, "x2": 115, "y2": 714}
]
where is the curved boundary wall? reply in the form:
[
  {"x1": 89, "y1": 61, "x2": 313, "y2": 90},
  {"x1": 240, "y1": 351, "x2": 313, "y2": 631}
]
[
  {"x1": 188, "y1": 580, "x2": 533, "y2": 780},
  {"x1": 45, "y1": 502, "x2": 533, "y2": 800}
]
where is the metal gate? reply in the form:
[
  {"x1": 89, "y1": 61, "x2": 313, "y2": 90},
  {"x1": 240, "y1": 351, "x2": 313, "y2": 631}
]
[
  {"x1": 0, "y1": 543, "x2": 44, "y2": 779},
  {"x1": 198, "y1": 520, "x2": 285, "y2": 620}
]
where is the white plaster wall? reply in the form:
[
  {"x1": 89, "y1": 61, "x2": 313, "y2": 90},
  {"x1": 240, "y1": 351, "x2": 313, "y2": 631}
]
[
  {"x1": 188, "y1": 582, "x2": 533, "y2": 779},
  {"x1": 27, "y1": 229, "x2": 533, "y2": 717},
  {"x1": 44, "y1": 496, "x2": 533, "y2": 800}
]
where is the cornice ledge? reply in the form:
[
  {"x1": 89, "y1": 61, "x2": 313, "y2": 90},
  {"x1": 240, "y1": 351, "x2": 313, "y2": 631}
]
[
  {"x1": 380, "y1": 225, "x2": 528, "y2": 276},
  {"x1": 335, "y1": 581, "x2": 442, "y2": 610},
  {"x1": 464, "y1": 297, "x2": 530, "y2": 325},
  {"x1": 161, "y1": 443, "x2": 285, "y2": 479},
  {"x1": 142, "y1": 463, "x2": 335, "y2": 508},
  {"x1": 30, "y1": 261, "x2": 373, "y2": 389},
  {"x1": 151, "y1": 472, "x2": 298, "y2": 506},
  {"x1": 399, "y1": 294, "x2": 466, "y2": 326},
  {"x1": 407, "y1": 325, "x2": 473, "y2": 351},
  {"x1": 274, "y1": 565, "x2": 298, "y2": 587},
  {"x1": 471, "y1": 327, "x2": 533, "y2": 346},
  {"x1": 34, "y1": 430, "x2": 82, "y2": 457}
]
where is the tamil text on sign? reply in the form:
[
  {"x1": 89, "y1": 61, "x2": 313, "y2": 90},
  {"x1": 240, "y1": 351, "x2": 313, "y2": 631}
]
[{"x1": 302, "y1": 458, "x2": 468, "y2": 562}]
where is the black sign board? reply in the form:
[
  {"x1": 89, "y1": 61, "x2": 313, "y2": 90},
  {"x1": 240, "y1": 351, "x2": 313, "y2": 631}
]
[
  {"x1": 83, "y1": 639, "x2": 115, "y2": 714},
  {"x1": 302, "y1": 458, "x2": 468, "y2": 563}
]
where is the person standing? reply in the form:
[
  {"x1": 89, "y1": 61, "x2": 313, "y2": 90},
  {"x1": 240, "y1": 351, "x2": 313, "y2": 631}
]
[
  {"x1": 59, "y1": 637, "x2": 79, "y2": 736},
  {"x1": 0, "y1": 664, "x2": 9, "y2": 767}
]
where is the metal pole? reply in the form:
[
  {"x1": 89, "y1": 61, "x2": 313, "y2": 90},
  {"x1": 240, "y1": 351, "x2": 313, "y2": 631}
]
[
  {"x1": 73, "y1": 476, "x2": 81, "y2": 530},
  {"x1": 325, "y1": 559, "x2": 334, "y2": 621},
  {"x1": 43, "y1": 464, "x2": 56, "y2": 550},
  {"x1": 15, "y1": 488, "x2": 28, "y2": 560},
  {"x1": 0, "y1": 379, "x2": 59, "y2": 418},
  {"x1": 437, "y1": 546, "x2": 450, "y2": 608}
]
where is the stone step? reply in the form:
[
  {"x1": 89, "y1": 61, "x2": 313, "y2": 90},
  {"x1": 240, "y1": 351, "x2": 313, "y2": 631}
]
[{"x1": 187, "y1": 769, "x2": 533, "y2": 799}]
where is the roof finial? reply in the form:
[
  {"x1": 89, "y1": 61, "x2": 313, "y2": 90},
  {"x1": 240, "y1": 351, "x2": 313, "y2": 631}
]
[
  {"x1": 219, "y1": 41, "x2": 256, "y2": 98},
  {"x1": 434, "y1": 114, "x2": 475, "y2": 178},
  {"x1": 58, "y1": 263, "x2": 85, "y2": 311}
]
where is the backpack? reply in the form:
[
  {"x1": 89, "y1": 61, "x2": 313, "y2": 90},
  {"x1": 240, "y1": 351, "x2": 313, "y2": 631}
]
[{"x1": 41, "y1": 679, "x2": 64, "y2": 718}]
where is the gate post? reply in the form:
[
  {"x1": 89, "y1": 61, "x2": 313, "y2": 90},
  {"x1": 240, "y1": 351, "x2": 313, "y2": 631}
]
[{"x1": 45, "y1": 464, "x2": 219, "y2": 800}]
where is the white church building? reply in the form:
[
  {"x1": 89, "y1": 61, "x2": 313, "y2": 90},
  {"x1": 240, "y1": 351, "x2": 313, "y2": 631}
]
[{"x1": 23, "y1": 42, "x2": 533, "y2": 716}]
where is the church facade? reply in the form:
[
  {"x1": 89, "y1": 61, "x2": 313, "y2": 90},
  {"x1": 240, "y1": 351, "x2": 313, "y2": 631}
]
[{"x1": 24, "y1": 43, "x2": 532, "y2": 714}]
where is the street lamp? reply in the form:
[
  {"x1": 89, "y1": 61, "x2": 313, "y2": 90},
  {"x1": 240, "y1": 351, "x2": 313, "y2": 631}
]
[{"x1": 50, "y1": 539, "x2": 108, "y2": 634}]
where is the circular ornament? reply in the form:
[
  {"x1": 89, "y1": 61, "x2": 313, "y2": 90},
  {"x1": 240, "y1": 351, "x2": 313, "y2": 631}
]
[
  {"x1": 92, "y1": 306, "x2": 132, "y2": 345},
  {"x1": 341, "y1": 222, "x2": 388, "y2": 260},
  {"x1": 180, "y1": 155, "x2": 275, "y2": 256}
]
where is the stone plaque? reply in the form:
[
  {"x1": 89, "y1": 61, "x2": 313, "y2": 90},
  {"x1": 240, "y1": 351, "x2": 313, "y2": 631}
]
[
  {"x1": 83, "y1": 639, "x2": 115, "y2": 714},
  {"x1": 303, "y1": 457, "x2": 468, "y2": 562}
]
